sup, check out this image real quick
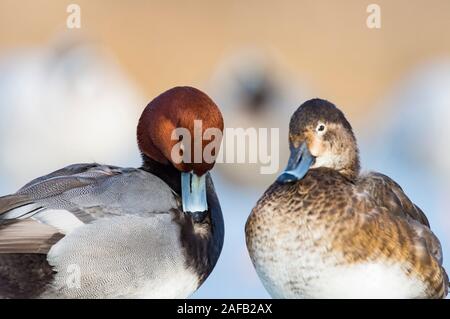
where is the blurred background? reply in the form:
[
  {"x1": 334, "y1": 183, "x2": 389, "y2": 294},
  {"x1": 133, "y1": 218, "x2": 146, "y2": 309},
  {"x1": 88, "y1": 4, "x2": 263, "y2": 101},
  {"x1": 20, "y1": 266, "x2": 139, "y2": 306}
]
[{"x1": 0, "y1": 0, "x2": 449, "y2": 298}]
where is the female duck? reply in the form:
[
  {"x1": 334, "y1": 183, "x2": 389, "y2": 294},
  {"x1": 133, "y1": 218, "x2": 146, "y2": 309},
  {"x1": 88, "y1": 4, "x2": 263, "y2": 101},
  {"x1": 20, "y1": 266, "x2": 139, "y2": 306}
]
[
  {"x1": 246, "y1": 98, "x2": 448, "y2": 299},
  {"x1": 0, "y1": 86, "x2": 224, "y2": 298}
]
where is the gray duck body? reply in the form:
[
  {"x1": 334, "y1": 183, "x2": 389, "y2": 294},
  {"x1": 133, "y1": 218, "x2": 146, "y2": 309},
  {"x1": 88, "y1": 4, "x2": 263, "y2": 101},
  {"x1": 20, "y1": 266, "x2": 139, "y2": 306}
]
[{"x1": 0, "y1": 163, "x2": 223, "y2": 299}]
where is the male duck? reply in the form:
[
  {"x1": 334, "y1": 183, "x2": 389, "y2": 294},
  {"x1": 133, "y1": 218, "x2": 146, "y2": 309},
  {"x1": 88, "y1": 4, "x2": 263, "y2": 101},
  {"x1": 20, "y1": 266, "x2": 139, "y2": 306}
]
[
  {"x1": 0, "y1": 86, "x2": 224, "y2": 298},
  {"x1": 245, "y1": 98, "x2": 448, "y2": 299}
]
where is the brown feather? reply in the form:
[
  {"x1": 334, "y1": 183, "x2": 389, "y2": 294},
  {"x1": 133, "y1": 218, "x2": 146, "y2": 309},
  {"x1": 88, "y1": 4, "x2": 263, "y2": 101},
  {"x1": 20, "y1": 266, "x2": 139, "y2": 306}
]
[
  {"x1": 0, "y1": 219, "x2": 64, "y2": 254},
  {"x1": 0, "y1": 194, "x2": 33, "y2": 215},
  {"x1": 246, "y1": 168, "x2": 448, "y2": 298}
]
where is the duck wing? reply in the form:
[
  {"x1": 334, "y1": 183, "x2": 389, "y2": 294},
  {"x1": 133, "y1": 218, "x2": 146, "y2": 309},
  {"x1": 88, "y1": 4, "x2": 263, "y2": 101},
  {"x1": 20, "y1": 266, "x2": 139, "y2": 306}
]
[
  {"x1": 0, "y1": 219, "x2": 63, "y2": 254},
  {"x1": 0, "y1": 163, "x2": 179, "y2": 253},
  {"x1": 358, "y1": 172, "x2": 430, "y2": 227},
  {"x1": 350, "y1": 172, "x2": 448, "y2": 298},
  {"x1": 17, "y1": 163, "x2": 119, "y2": 192}
]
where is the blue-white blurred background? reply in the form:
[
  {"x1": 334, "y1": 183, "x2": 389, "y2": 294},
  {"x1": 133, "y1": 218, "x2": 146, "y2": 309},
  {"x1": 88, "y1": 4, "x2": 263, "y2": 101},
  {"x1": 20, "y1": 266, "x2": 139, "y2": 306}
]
[{"x1": 0, "y1": 0, "x2": 449, "y2": 298}]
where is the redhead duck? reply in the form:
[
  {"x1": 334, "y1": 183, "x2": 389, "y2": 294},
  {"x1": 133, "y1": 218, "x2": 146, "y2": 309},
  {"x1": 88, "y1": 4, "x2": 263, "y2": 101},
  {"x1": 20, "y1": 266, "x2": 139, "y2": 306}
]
[
  {"x1": 245, "y1": 98, "x2": 448, "y2": 298},
  {"x1": 0, "y1": 86, "x2": 224, "y2": 298}
]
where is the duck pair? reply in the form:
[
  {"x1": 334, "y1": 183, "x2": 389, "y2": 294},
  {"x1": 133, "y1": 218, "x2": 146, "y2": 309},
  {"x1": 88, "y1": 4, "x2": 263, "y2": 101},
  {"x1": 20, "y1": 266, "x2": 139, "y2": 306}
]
[{"x1": 0, "y1": 87, "x2": 448, "y2": 298}]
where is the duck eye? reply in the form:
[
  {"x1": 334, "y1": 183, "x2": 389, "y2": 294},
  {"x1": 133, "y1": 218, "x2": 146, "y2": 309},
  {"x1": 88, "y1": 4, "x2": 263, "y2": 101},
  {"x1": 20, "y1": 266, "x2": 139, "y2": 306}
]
[{"x1": 316, "y1": 123, "x2": 326, "y2": 133}]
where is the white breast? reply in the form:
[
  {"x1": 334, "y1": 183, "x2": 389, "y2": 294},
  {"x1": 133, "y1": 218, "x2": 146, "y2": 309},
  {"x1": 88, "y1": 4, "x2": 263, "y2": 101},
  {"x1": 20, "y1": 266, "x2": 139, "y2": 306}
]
[
  {"x1": 256, "y1": 256, "x2": 427, "y2": 299},
  {"x1": 315, "y1": 262, "x2": 427, "y2": 299}
]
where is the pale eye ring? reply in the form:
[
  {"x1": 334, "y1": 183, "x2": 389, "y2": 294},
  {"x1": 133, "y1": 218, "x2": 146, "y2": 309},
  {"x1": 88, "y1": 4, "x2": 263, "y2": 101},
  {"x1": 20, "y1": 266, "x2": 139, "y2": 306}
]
[{"x1": 316, "y1": 123, "x2": 326, "y2": 134}]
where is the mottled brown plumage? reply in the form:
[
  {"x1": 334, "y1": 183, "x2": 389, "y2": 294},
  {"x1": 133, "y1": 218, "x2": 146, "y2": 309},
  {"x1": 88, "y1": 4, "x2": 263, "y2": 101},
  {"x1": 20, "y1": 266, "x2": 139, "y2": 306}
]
[{"x1": 246, "y1": 98, "x2": 448, "y2": 299}]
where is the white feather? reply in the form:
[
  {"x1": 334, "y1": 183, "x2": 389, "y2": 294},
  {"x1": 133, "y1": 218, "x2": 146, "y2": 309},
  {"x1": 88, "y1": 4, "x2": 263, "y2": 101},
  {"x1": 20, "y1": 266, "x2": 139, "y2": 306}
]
[{"x1": 32, "y1": 209, "x2": 84, "y2": 234}]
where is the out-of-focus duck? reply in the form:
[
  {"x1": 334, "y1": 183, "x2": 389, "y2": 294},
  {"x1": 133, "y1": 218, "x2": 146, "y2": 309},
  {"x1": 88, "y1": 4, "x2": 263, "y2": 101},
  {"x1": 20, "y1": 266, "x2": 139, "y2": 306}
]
[
  {"x1": 245, "y1": 98, "x2": 448, "y2": 298},
  {"x1": 360, "y1": 61, "x2": 450, "y2": 262},
  {"x1": 0, "y1": 86, "x2": 224, "y2": 299},
  {"x1": 208, "y1": 49, "x2": 309, "y2": 187},
  {"x1": 0, "y1": 38, "x2": 143, "y2": 193}
]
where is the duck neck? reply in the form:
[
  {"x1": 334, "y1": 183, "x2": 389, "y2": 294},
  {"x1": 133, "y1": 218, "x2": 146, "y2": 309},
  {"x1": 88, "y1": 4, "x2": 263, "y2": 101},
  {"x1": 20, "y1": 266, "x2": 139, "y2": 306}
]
[
  {"x1": 338, "y1": 155, "x2": 361, "y2": 181},
  {"x1": 140, "y1": 154, "x2": 224, "y2": 280},
  {"x1": 140, "y1": 154, "x2": 181, "y2": 195}
]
